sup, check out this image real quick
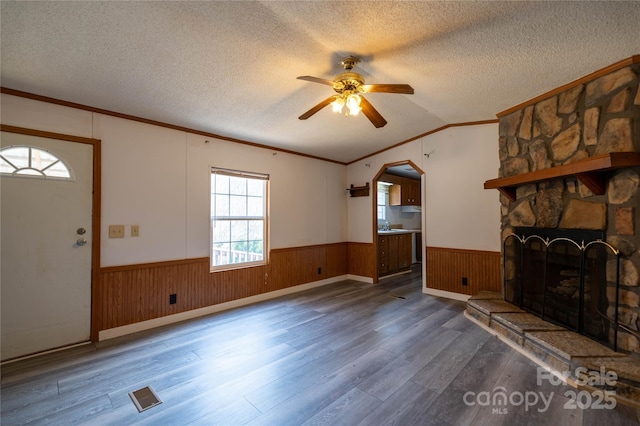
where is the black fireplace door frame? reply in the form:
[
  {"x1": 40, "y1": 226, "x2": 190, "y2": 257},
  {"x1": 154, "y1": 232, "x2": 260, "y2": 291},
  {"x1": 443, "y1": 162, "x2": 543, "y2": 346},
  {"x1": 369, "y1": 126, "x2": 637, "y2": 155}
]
[{"x1": 503, "y1": 227, "x2": 621, "y2": 351}]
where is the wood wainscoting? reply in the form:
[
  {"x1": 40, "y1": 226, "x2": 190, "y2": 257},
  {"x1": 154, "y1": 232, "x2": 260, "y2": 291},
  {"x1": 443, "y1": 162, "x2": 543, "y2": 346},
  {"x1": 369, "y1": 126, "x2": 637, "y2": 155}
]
[
  {"x1": 346, "y1": 242, "x2": 376, "y2": 279},
  {"x1": 96, "y1": 242, "x2": 370, "y2": 335},
  {"x1": 425, "y1": 246, "x2": 501, "y2": 296},
  {"x1": 98, "y1": 258, "x2": 264, "y2": 332}
]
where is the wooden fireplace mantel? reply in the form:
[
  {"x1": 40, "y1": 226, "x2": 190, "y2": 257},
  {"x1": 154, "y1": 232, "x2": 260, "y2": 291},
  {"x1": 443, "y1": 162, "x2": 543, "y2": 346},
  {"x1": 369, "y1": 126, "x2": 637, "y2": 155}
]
[{"x1": 484, "y1": 152, "x2": 640, "y2": 201}]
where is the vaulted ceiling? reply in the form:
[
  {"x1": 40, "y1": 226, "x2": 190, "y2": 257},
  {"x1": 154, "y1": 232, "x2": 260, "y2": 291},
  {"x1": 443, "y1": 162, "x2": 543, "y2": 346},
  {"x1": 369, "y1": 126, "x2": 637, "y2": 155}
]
[{"x1": 2, "y1": 1, "x2": 639, "y2": 163}]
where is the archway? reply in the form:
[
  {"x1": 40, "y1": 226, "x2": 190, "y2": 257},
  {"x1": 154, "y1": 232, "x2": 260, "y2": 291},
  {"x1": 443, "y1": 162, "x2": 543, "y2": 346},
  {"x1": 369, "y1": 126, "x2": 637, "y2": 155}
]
[{"x1": 372, "y1": 160, "x2": 424, "y2": 284}]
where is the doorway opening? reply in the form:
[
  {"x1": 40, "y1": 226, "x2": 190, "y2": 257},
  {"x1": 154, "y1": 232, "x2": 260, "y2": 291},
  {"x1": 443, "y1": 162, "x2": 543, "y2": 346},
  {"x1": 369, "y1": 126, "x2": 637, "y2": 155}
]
[{"x1": 373, "y1": 161, "x2": 424, "y2": 284}]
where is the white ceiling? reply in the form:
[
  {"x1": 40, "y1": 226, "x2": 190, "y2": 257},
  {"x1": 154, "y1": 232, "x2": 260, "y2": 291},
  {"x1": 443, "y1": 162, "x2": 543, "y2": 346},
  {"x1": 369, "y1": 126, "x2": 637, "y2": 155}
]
[{"x1": 1, "y1": 1, "x2": 639, "y2": 164}]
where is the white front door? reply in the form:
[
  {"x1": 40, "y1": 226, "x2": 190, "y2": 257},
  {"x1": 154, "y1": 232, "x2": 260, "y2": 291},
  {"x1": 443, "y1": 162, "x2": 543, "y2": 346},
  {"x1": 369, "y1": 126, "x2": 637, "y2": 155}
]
[{"x1": 1, "y1": 131, "x2": 93, "y2": 361}]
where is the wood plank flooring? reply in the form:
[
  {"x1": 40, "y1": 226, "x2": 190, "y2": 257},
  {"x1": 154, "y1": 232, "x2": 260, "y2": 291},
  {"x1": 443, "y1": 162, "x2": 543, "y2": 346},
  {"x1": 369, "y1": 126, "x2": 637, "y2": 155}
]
[{"x1": 2, "y1": 266, "x2": 640, "y2": 425}]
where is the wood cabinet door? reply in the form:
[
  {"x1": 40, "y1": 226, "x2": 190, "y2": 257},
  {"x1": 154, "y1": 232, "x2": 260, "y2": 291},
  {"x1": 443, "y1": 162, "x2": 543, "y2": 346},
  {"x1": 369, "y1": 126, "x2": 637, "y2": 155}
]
[
  {"x1": 389, "y1": 184, "x2": 402, "y2": 206},
  {"x1": 387, "y1": 235, "x2": 399, "y2": 271},
  {"x1": 410, "y1": 180, "x2": 421, "y2": 205},
  {"x1": 398, "y1": 234, "x2": 412, "y2": 268},
  {"x1": 406, "y1": 182, "x2": 414, "y2": 204},
  {"x1": 389, "y1": 178, "x2": 420, "y2": 205},
  {"x1": 378, "y1": 236, "x2": 389, "y2": 275}
]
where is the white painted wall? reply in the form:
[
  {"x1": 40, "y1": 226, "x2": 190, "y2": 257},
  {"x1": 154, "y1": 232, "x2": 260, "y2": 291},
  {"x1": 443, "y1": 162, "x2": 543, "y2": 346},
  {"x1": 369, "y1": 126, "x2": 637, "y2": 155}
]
[
  {"x1": 1, "y1": 94, "x2": 93, "y2": 137},
  {"x1": 2, "y1": 93, "x2": 499, "y2": 269},
  {"x1": 421, "y1": 124, "x2": 501, "y2": 252},
  {"x1": 93, "y1": 115, "x2": 188, "y2": 265},
  {"x1": 269, "y1": 151, "x2": 331, "y2": 249},
  {"x1": 347, "y1": 124, "x2": 501, "y2": 252},
  {"x1": 1, "y1": 94, "x2": 348, "y2": 267}
]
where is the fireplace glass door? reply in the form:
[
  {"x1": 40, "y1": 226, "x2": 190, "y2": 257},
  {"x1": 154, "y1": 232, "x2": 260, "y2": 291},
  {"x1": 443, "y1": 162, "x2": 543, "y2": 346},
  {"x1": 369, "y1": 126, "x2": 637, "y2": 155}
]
[
  {"x1": 543, "y1": 238, "x2": 583, "y2": 330},
  {"x1": 504, "y1": 227, "x2": 620, "y2": 350}
]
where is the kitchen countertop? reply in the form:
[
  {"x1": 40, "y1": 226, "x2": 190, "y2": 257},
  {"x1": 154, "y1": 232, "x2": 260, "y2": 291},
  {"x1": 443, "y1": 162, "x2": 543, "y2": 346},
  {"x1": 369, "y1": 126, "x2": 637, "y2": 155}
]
[{"x1": 378, "y1": 229, "x2": 421, "y2": 234}]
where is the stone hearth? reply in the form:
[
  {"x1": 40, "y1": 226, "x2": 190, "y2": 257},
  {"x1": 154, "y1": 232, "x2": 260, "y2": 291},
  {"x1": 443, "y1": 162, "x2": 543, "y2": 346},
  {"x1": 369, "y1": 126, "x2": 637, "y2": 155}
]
[{"x1": 467, "y1": 291, "x2": 640, "y2": 409}]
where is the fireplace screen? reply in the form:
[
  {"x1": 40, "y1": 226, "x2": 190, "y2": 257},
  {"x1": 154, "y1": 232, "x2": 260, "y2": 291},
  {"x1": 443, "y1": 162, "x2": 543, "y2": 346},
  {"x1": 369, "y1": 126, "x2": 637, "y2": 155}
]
[{"x1": 504, "y1": 227, "x2": 620, "y2": 350}]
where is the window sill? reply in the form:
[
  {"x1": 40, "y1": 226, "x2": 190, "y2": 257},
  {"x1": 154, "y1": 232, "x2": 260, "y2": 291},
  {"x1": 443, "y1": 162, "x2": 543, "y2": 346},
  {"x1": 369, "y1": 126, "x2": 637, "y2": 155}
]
[{"x1": 210, "y1": 260, "x2": 267, "y2": 273}]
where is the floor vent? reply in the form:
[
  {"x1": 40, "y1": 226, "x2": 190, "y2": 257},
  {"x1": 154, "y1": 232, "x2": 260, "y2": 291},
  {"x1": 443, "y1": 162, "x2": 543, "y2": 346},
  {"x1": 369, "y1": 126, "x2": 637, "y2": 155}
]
[
  {"x1": 389, "y1": 294, "x2": 406, "y2": 300},
  {"x1": 129, "y1": 386, "x2": 162, "y2": 412}
]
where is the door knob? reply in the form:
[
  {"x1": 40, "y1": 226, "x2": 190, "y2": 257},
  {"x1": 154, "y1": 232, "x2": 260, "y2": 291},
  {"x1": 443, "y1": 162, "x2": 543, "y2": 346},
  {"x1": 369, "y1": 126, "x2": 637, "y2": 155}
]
[
  {"x1": 76, "y1": 238, "x2": 87, "y2": 246},
  {"x1": 77, "y1": 228, "x2": 86, "y2": 235}
]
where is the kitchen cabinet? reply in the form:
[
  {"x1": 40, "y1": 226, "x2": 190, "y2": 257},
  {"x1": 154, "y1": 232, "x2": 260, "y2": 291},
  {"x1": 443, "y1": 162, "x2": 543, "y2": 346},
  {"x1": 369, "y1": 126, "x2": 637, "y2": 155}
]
[
  {"x1": 378, "y1": 232, "x2": 412, "y2": 277},
  {"x1": 397, "y1": 233, "x2": 412, "y2": 269},
  {"x1": 389, "y1": 178, "x2": 421, "y2": 206},
  {"x1": 378, "y1": 235, "x2": 389, "y2": 275}
]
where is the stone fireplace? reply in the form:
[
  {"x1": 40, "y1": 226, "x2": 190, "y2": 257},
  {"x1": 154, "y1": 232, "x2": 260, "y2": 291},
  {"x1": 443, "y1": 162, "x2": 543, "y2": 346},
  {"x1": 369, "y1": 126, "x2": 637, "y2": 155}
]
[
  {"x1": 504, "y1": 226, "x2": 619, "y2": 349},
  {"x1": 496, "y1": 59, "x2": 640, "y2": 353}
]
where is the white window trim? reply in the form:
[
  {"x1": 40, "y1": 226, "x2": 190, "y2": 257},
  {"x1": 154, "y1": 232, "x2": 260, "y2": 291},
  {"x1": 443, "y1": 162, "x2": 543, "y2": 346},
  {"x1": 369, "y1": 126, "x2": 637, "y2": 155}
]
[{"x1": 210, "y1": 167, "x2": 269, "y2": 272}]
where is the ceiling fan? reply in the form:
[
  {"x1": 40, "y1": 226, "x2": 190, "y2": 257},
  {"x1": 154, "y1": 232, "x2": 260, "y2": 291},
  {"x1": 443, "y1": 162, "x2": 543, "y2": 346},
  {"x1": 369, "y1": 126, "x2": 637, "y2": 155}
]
[{"x1": 297, "y1": 56, "x2": 414, "y2": 128}]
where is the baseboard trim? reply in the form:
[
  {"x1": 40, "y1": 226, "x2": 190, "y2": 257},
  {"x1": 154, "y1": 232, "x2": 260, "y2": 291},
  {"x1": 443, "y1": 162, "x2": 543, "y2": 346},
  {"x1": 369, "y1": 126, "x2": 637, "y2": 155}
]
[
  {"x1": 423, "y1": 287, "x2": 471, "y2": 302},
  {"x1": 1, "y1": 341, "x2": 93, "y2": 365},
  {"x1": 378, "y1": 270, "x2": 411, "y2": 280},
  {"x1": 98, "y1": 274, "x2": 350, "y2": 340},
  {"x1": 346, "y1": 274, "x2": 374, "y2": 283}
]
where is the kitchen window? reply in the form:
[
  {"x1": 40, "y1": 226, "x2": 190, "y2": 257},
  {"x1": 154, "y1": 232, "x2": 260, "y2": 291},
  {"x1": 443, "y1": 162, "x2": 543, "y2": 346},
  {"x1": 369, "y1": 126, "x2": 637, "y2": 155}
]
[
  {"x1": 210, "y1": 167, "x2": 268, "y2": 271},
  {"x1": 377, "y1": 182, "x2": 389, "y2": 220}
]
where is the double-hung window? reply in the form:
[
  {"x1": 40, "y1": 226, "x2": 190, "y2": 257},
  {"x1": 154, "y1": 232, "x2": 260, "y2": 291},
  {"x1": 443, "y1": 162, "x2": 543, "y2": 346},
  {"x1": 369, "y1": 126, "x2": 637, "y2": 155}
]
[
  {"x1": 210, "y1": 168, "x2": 268, "y2": 271},
  {"x1": 377, "y1": 182, "x2": 389, "y2": 221}
]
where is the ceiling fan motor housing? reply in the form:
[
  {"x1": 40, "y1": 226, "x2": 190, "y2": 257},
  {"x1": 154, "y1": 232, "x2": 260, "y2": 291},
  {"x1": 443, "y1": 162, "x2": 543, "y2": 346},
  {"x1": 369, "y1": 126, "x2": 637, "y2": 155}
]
[{"x1": 333, "y1": 72, "x2": 365, "y2": 93}]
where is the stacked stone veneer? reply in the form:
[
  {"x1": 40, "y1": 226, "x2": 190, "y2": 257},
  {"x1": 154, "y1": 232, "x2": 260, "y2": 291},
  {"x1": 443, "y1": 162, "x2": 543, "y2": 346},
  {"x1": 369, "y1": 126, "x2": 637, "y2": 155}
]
[{"x1": 498, "y1": 62, "x2": 640, "y2": 353}]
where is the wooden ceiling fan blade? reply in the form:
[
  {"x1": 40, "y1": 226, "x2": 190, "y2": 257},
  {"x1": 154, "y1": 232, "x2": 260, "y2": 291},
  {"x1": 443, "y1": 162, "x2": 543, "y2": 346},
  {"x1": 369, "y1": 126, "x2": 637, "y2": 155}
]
[
  {"x1": 298, "y1": 96, "x2": 335, "y2": 120},
  {"x1": 359, "y1": 96, "x2": 387, "y2": 128},
  {"x1": 361, "y1": 84, "x2": 414, "y2": 94},
  {"x1": 297, "y1": 76, "x2": 335, "y2": 86}
]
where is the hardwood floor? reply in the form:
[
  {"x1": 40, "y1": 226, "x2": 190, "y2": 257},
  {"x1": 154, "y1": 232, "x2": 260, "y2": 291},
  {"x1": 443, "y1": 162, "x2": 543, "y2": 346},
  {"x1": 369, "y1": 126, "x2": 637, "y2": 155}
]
[{"x1": 2, "y1": 266, "x2": 639, "y2": 425}]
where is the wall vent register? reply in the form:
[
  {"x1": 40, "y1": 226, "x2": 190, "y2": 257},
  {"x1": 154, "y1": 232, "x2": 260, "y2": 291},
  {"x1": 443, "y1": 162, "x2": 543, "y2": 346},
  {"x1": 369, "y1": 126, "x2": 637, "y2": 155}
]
[{"x1": 129, "y1": 386, "x2": 162, "y2": 412}]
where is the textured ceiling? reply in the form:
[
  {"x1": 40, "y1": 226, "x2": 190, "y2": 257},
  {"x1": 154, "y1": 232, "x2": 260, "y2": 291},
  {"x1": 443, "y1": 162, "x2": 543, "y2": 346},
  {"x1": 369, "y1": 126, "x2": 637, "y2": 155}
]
[{"x1": 1, "y1": 1, "x2": 639, "y2": 163}]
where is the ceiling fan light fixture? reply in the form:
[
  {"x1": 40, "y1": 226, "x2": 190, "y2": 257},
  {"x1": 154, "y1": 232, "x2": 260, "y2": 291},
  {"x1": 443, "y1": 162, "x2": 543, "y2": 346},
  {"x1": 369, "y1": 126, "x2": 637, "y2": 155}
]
[
  {"x1": 346, "y1": 93, "x2": 362, "y2": 116},
  {"x1": 331, "y1": 96, "x2": 345, "y2": 113},
  {"x1": 330, "y1": 92, "x2": 361, "y2": 116}
]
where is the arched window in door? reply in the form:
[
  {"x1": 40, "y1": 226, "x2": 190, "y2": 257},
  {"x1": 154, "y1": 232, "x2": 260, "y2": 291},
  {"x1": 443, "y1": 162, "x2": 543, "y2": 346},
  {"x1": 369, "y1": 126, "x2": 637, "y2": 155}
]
[{"x1": 0, "y1": 146, "x2": 72, "y2": 179}]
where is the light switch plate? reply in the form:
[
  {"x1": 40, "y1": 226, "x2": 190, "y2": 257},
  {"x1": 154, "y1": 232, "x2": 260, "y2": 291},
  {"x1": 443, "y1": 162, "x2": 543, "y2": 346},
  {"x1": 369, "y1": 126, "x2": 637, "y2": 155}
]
[
  {"x1": 131, "y1": 225, "x2": 139, "y2": 237},
  {"x1": 109, "y1": 225, "x2": 125, "y2": 238}
]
